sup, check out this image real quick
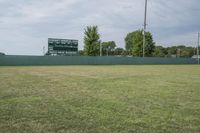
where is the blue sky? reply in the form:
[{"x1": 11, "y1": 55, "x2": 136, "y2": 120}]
[{"x1": 0, "y1": 0, "x2": 199, "y2": 55}]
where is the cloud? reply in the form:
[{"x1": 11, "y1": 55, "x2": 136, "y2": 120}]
[
  {"x1": 0, "y1": 0, "x2": 199, "y2": 55},
  {"x1": 148, "y1": 0, "x2": 200, "y2": 45}
]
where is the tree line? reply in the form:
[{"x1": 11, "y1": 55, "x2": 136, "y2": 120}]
[
  {"x1": 0, "y1": 25, "x2": 198, "y2": 57},
  {"x1": 81, "y1": 26, "x2": 199, "y2": 57}
]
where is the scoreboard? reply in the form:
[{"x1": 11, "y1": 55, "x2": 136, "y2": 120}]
[{"x1": 47, "y1": 38, "x2": 78, "y2": 56}]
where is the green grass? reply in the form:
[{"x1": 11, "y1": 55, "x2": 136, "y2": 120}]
[{"x1": 0, "y1": 65, "x2": 200, "y2": 133}]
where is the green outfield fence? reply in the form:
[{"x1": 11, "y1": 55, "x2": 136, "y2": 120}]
[{"x1": 0, "y1": 55, "x2": 198, "y2": 66}]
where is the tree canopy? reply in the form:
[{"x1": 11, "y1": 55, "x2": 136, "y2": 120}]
[
  {"x1": 125, "y1": 30, "x2": 155, "y2": 57},
  {"x1": 0, "y1": 52, "x2": 5, "y2": 55},
  {"x1": 82, "y1": 26, "x2": 197, "y2": 58},
  {"x1": 114, "y1": 48, "x2": 124, "y2": 56},
  {"x1": 101, "y1": 41, "x2": 116, "y2": 56},
  {"x1": 84, "y1": 26, "x2": 101, "y2": 56},
  {"x1": 153, "y1": 45, "x2": 196, "y2": 57}
]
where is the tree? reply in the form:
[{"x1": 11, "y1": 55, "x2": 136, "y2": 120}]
[
  {"x1": 166, "y1": 46, "x2": 177, "y2": 57},
  {"x1": 177, "y1": 46, "x2": 194, "y2": 57},
  {"x1": 125, "y1": 30, "x2": 155, "y2": 57},
  {"x1": 0, "y1": 52, "x2": 5, "y2": 56},
  {"x1": 78, "y1": 50, "x2": 84, "y2": 56},
  {"x1": 83, "y1": 26, "x2": 101, "y2": 56},
  {"x1": 114, "y1": 48, "x2": 124, "y2": 56},
  {"x1": 102, "y1": 41, "x2": 116, "y2": 56},
  {"x1": 153, "y1": 46, "x2": 167, "y2": 57},
  {"x1": 165, "y1": 45, "x2": 194, "y2": 57}
]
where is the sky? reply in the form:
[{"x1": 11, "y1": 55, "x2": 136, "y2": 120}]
[{"x1": 0, "y1": 0, "x2": 199, "y2": 55}]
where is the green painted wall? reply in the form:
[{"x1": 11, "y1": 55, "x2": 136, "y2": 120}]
[{"x1": 0, "y1": 55, "x2": 197, "y2": 66}]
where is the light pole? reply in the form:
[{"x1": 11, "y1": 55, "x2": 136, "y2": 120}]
[
  {"x1": 143, "y1": 0, "x2": 147, "y2": 57},
  {"x1": 197, "y1": 32, "x2": 200, "y2": 64},
  {"x1": 100, "y1": 43, "x2": 102, "y2": 56}
]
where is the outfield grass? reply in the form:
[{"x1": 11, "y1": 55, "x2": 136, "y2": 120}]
[{"x1": 0, "y1": 65, "x2": 200, "y2": 133}]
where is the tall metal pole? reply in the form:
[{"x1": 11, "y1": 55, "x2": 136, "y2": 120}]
[
  {"x1": 100, "y1": 43, "x2": 102, "y2": 56},
  {"x1": 143, "y1": 0, "x2": 147, "y2": 57},
  {"x1": 197, "y1": 32, "x2": 200, "y2": 64}
]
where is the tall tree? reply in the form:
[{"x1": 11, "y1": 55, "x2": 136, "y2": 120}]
[
  {"x1": 84, "y1": 26, "x2": 101, "y2": 56},
  {"x1": 125, "y1": 30, "x2": 155, "y2": 57},
  {"x1": 102, "y1": 41, "x2": 116, "y2": 56}
]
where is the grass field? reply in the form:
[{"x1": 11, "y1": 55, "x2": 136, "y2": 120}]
[{"x1": 0, "y1": 65, "x2": 200, "y2": 133}]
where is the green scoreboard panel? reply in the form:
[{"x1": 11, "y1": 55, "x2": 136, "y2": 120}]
[{"x1": 48, "y1": 38, "x2": 78, "y2": 56}]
